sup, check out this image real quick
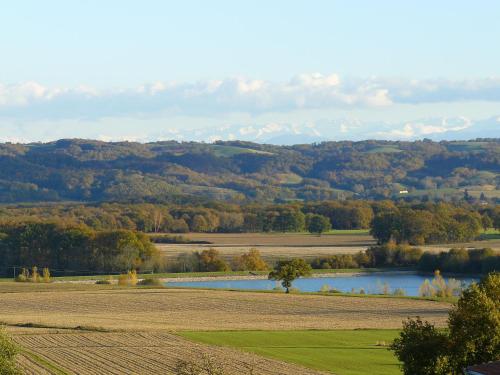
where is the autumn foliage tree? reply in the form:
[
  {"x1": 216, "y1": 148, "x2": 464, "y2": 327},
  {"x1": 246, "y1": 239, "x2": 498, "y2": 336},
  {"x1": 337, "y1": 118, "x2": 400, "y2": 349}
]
[{"x1": 268, "y1": 258, "x2": 312, "y2": 293}]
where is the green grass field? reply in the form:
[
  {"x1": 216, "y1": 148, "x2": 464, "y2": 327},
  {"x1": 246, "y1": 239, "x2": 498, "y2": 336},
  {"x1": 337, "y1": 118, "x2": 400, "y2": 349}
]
[
  {"x1": 179, "y1": 330, "x2": 401, "y2": 375},
  {"x1": 210, "y1": 144, "x2": 273, "y2": 157}
]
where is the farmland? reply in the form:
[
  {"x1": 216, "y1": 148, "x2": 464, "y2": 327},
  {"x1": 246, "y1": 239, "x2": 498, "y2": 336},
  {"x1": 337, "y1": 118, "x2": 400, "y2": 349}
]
[
  {"x1": 155, "y1": 230, "x2": 500, "y2": 264},
  {"x1": 0, "y1": 281, "x2": 453, "y2": 374},
  {"x1": 0, "y1": 283, "x2": 450, "y2": 331},
  {"x1": 180, "y1": 330, "x2": 401, "y2": 375},
  {"x1": 11, "y1": 327, "x2": 323, "y2": 375},
  {"x1": 156, "y1": 231, "x2": 376, "y2": 262}
]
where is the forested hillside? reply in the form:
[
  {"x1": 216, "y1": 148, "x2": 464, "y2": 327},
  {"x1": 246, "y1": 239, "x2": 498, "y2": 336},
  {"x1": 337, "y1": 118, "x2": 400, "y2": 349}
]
[{"x1": 0, "y1": 138, "x2": 498, "y2": 203}]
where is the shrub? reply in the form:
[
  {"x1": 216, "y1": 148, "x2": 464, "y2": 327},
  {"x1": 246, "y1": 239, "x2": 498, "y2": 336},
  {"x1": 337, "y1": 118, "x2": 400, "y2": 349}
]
[
  {"x1": 42, "y1": 267, "x2": 51, "y2": 283},
  {"x1": 419, "y1": 279, "x2": 436, "y2": 297},
  {"x1": 393, "y1": 288, "x2": 406, "y2": 296},
  {"x1": 118, "y1": 270, "x2": 138, "y2": 286},
  {"x1": 30, "y1": 266, "x2": 39, "y2": 283},
  {"x1": 319, "y1": 284, "x2": 331, "y2": 293},
  {"x1": 0, "y1": 327, "x2": 21, "y2": 375},
  {"x1": 418, "y1": 248, "x2": 500, "y2": 274},
  {"x1": 232, "y1": 249, "x2": 268, "y2": 271},
  {"x1": 137, "y1": 278, "x2": 163, "y2": 286},
  {"x1": 95, "y1": 279, "x2": 111, "y2": 285},
  {"x1": 14, "y1": 268, "x2": 29, "y2": 282},
  {"x1": 195, "y1": 249, "x2": 231, "y2": 272},
  {"x1": 418, "y1": 270, "x2": 464, "y2": 298},
  {"x1": 390, "y1": 318, "x2": 450, "y2": 375}
]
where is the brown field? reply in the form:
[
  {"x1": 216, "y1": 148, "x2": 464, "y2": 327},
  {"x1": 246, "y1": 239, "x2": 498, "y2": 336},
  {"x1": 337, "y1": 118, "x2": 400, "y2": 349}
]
[
  {"x1": 157, "y1": 232, "x2": 376, "y2": 261},
  {"x1": 181, "y1": 232, "x2": 375, "y2": 247},
  {"x1": 0, "y1": 283, "x2": 450, "y2": 331},
  {"x1": 11, "y1": 327, "x2": 324, "y2": 375},
  {"x1": 0, "y1": 282, "x2": 451, "y2": 374},
  {"x1": 157, "y1": 232, "x2": 500, "y2": 262}
]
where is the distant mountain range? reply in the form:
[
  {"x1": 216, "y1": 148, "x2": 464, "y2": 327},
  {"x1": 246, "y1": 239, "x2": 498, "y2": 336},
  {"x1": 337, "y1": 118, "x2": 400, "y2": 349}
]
[{"x1": 149, "y1": 116, "x2": 500, "y2": 145}]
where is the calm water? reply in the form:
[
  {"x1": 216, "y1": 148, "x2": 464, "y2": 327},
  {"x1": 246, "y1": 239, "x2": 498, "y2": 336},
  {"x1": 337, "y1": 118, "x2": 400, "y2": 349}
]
[{"x1": 166, "y1": 273, "x2": 476, "y2": 296}]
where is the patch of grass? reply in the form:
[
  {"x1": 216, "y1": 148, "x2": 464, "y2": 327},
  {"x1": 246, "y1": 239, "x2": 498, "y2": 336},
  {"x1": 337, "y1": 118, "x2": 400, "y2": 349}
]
[
  {"x1": 478, "y1": 229, "x2": 500, "y2": 241},
  {"x1": 1, "y1": 321, "x2": 110, "y2": 332},
  {"x1": 179, "y1": 330, "x2": 401, "y2": 375},
  {"x1": 365, "y1": 146, "x2": 403, "y2": 154},
  {"x1": 276, "y1": 173, "x2": 303, "y2": 185},
  {"x1": 209, "y1": 145, "x2": 273, "y2": 157},
  {"x1": 22, "y1": 349, "x2": 70, "y2": 375},
  {"x1": 324, "y1": 229, "x2": 370, "y2": 235}
]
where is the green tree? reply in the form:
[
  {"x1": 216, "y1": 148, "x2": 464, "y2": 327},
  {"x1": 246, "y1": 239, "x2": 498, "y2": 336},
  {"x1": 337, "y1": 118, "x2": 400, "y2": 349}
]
[
  {"x1": 448, "y1": 272, "x2": 500, "y2": 372},
  {"x1": 306, "y1": 214, "x2": 331, "y2": 235},
  {"x1": 391, "y1": 272, "x2": 500, "y2": 375},
  {"x1": 390, "y1": 318, "x2": 450, "y2": 375},
  {"x1": 268, "y1": 258, "x2": 312, "y2": 293}
]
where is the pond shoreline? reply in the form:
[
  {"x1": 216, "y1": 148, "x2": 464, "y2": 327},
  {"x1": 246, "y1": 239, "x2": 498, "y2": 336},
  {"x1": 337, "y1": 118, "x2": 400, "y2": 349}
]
[{"x1": 159, "y1": 270, "x2": 417, "y2": 283}]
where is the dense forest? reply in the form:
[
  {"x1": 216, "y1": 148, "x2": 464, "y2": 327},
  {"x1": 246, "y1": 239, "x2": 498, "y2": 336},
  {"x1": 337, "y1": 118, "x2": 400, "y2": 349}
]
[{"x1": 0, "y1": 138, "x2": 498, "y2": 203}]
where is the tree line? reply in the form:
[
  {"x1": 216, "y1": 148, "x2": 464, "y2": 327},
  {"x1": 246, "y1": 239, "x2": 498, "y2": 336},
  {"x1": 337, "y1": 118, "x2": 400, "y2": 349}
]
[
  {"x1": 1, "y1": 200, "x2": 498, "y2": 243},
  {"x1": 310, "y1": 243, "x2": 499, "y2": 275},
  {"x1": 0, "y1": 222, "x2": 161, "y2": 276}
]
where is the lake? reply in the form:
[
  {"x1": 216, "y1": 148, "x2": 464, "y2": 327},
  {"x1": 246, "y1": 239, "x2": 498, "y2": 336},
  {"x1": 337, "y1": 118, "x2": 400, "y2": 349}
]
[{"x1": 166, "y1": 272, "x2": 477, "y2": 296}]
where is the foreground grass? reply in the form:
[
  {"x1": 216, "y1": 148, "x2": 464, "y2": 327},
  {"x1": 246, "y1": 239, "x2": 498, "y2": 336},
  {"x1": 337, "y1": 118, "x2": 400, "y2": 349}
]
[{"x1": 179, "y1": 330, "x2": 401, "y2": 375}]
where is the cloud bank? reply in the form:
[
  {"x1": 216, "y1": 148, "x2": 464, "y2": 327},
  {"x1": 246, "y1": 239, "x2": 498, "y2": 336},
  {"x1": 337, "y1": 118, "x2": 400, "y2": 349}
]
[{"x1": 1, "y1": 74, "x2": 500, "y2": 120}]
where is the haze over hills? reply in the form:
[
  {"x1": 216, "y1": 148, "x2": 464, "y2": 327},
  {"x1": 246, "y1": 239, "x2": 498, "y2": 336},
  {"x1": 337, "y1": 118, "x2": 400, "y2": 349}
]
[
  {"x1": 0, "y1": 138, "x2": 498, "y2": 204},
  {"x1": 156, "y1": 116, "x2": 500, "y2": 145}
]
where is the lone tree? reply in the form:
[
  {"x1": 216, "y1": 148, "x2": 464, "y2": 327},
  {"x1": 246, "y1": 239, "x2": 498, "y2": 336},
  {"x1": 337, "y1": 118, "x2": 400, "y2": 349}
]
[
  {"x1": 268, "y1": 258, "x2": 312, "y2": 293},
  {"x1": 306, "y1": 214, "x2": 331, "y2": 235}
]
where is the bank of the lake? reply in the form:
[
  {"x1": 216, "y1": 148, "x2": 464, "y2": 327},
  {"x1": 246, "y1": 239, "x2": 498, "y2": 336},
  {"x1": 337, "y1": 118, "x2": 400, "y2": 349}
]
[{"x1": 165, "y1": 271, "x2": 476, "y2": 297}]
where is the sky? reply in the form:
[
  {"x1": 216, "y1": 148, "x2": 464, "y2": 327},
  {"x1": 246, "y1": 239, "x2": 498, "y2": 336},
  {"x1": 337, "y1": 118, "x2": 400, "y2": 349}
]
[{"x1": 1, "y1": 0, "x2": 499, "y2": 144}]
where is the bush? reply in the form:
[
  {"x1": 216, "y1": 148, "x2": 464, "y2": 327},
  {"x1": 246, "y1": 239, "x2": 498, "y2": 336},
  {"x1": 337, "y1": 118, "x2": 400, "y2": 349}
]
[
  {"x1": 0, "y1": 328, "x2": 21, "y2": 375},
  {"x1": 418, "y1": 248, "x2": 500, "y2": 274},
  {"x1": 14, "y1": 267, "x2": 51, "y2": 283},
  {"x1": 95, "y1": 277, "x2": 112, "y2": 285},
  {"x1": 14, "y1": 268, "x2": 29, "y2": 282},
  {"x1": 137, "y1": 278, "x2": 163, "y2": 286},
  {"x1": 232, "y1": 249, "x2": 268, "y2": 271},
  {"x1": 390, "y1": 318, "x2": 450, "y2": 375},
  {"x1": 418, "y1": 270, "x2": 463, "y2": 298},
  {"x1": 195, "y1": 249, "x2": 230, "y2": 272},
  {"x1": 118, "y1": 270, "x2": 138, "y2": 286}
]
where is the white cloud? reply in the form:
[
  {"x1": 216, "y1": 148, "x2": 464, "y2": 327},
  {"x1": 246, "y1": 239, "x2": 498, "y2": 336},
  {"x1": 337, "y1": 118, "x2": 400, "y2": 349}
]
[{"x1": 0, "y1": 75, "x2": 500, "y2": 121}]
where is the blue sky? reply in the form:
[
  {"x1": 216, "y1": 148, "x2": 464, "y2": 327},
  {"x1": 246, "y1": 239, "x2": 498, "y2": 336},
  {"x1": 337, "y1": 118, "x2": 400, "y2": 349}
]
[{"x1": 1, "y1": 1, "x2": 499, "y2": 143}]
